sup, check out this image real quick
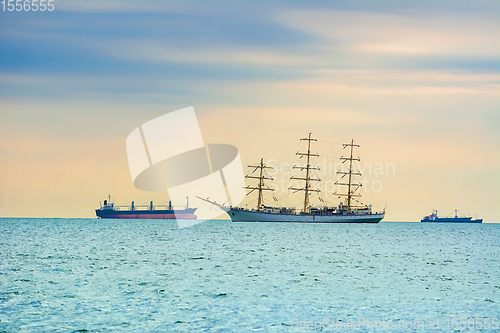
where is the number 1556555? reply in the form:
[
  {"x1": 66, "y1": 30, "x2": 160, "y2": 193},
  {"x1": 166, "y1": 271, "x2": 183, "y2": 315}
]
[{"x1": 2, "y1": 0, "x2": 55, "y2": 11}]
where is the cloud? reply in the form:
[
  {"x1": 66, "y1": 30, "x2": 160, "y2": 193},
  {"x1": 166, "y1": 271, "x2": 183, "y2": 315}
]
[
  {"x1": 91, "y1": 40, "x2": 306, "y2": 66},
  {"x1": 55, "y1": 0, "x2": 198, "y2": 14},
  {"x1": 277, "y1": 10, "x2": 500, "y2": 57}
]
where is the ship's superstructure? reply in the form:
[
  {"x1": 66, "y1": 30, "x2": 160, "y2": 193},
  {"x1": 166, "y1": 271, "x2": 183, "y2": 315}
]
[{"x1": 199, "y1": 133, "x2": 385, "y2": 223}]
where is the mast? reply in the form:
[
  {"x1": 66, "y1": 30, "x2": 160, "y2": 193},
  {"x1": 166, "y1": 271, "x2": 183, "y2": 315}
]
[
  {"x1": 245, "y1": 158, "x2": 274, "y2": 211},
  {"x1": 347, "y1": 139, "x2": 354, "y2": 209},
  {"x1": 335, "y1": 139, "x2": 362, "y2": 211},
  {"x1": 290, "y1": 133, "x2": 321, "y2": 213}
]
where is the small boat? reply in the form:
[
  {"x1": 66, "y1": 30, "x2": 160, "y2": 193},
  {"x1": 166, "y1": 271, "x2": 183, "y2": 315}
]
[
  {"x1": 95, "y1": 196, "x2": 197, "y2": 219},
  {"x1": 421, "y1": 210, "x2": 482, "y2": 223}
]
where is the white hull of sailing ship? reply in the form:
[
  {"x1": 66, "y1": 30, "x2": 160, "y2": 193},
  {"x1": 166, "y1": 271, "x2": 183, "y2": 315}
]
[
  {"x1": 227, "y1": 208, "x2": 384, "y2": 223},
  {"x1": 199, "y1": 133, "x2": 385, "y2": 223}
]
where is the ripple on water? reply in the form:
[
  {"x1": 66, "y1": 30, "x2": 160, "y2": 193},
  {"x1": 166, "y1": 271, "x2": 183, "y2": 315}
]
[{"x1": 0, "y1": 219, "x2": 498, "y2": 332}]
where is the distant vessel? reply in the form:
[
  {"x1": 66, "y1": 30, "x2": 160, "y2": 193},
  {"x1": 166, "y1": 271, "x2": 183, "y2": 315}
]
[
  {"x1": 421, "y1": 210, "x2": 482, "y2": 223},
  {"x1": 199, "y1": 133, "x2": 385, "y2": 223},
  {"x1": 95, "y1": 196, "x2": 197, "y2": 219}
]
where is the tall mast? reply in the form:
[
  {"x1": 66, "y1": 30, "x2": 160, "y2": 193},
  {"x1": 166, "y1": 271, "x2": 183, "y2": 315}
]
[
  {"x1": 290, "y1": 133, "x2": 321, "y2": 213},
  {"x1": 347, "y1": 139, "x2": 354, "y2": 209},
  {"x1": 335, "y1": 139, "x2": 362, "y2": 211},
  {"x1": 245, "y1": 158, "x2": 274, "y2": 211}
]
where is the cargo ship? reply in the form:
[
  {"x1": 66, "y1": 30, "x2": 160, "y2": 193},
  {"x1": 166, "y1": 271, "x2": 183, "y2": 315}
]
[
  {"x1": 199, "y1": 133, "x2": 385, "y2": 223},
  {"x1": 95, "y1": 196, "x2": 197, "y2": 219},
  {"x1": 421, "y1": 210, "x2": 482, "y2": 223}
]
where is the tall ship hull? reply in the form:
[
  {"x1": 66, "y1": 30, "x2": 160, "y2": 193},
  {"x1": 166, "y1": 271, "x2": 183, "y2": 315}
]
[{"x1": 227, "y1": 208, "x2": 384, "y2": 223}]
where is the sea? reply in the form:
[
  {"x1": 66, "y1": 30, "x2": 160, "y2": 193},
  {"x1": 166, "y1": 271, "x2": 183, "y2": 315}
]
[{"x1": 0, "y1": 218, "x2": 498, "y2": 332}]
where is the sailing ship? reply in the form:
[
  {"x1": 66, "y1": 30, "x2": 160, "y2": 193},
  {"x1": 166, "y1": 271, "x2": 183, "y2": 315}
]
[
  {"x1": 95, "y1": 196, "x2": 197, "y2": 219},
  {"x1": 199, "y1": 133, "x2": 385, "y2": 223},
  {"x1": 421, "y1": 210, "x2": 482, "y2": 223}
]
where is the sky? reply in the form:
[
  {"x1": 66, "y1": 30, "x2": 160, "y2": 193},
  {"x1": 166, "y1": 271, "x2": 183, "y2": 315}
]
[{"x1": 0, "y1": 0, "x2": 499, "y2": 221}]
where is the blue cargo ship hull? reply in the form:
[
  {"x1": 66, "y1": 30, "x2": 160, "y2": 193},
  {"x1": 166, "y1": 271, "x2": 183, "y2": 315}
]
[
  {"x1": 96, "y1": 208, "x2": 197, "y2": 219},
  {"x1": 421, "y1": 217, "x2": 482, "y2": 223},
  {"x1": 421, "y1": 210, "x2": 482, "y2": 223}
]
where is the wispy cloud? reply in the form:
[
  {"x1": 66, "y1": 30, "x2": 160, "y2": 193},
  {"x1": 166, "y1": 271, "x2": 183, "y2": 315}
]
[
  {"x1": 277, "y1": 10, "x2": 500, "y2": 57},
  {"x1": 92, "y1": 40, "x2": 306, "y2": 66},
  {"x1": 55, "y1": 0, "x2": 201, "y2": 14}
]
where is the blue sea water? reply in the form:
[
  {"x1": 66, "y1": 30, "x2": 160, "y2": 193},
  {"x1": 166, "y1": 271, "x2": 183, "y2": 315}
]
[{"x1": 0, "y1": 219, "x2": 498, "y2": 332}]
